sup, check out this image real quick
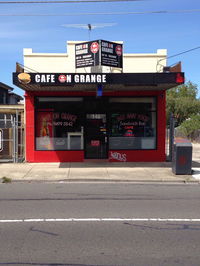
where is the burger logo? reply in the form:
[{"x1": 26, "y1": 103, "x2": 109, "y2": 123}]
[{"x1": 18, "y1": 73, "x2": 31, "y2": 84}]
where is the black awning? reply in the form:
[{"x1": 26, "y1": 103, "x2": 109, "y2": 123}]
[{"x1": 13, "y1": 72, "x2": 184, "y2": 92}]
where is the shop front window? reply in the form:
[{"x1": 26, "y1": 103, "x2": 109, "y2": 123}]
[
  {"x1": 35, "y1": 97, "x2": 83, "y2": 150},
  {"x1": 109, "y1": 97, "x2": 156, "y2": 150}
]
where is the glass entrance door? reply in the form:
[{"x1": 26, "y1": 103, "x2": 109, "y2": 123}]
[{"x1": 84, "y1": 114, "x2": 108, "y2": 159}]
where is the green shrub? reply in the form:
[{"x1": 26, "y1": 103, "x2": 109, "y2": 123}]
[
  {"x1": 2, "y1": 177, "x2": 12, "y2": 183},
  {"x1": 179, "y1": 115, "x2": 200, "y2": 140}
]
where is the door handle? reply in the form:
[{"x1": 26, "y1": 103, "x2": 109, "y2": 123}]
[{"x1": 105, "y1": 136, "x2": 107, "y2": 143}]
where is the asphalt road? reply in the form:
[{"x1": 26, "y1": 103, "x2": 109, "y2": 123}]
[{"x1": 0, "y1": 182, "x2": 200, "y2": 266}]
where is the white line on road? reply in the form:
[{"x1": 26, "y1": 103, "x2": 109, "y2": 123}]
[{"x1": 0, "y1": 218, "x2": 200, "y2": 223}]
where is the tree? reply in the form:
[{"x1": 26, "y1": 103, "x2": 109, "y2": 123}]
[{"x1": 166, "y1": 81, "x2": 200, "y2": 126}]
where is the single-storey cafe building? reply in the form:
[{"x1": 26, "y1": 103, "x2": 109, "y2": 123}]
[{"x1": 13, "y1": 40, "x2": 184, "y2": 163}]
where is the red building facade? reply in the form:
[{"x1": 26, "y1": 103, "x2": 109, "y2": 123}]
[{"x1": 13, "y1": 72, "x2": 184, "y2": 163}]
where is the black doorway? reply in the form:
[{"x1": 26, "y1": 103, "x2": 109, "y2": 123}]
[{"x1": 84, "y1": 113, "x2": 108, "y2": 159}]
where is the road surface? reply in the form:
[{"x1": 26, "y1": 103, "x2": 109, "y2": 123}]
[{"x1": 0, "y1": 182, "x2": 200, "y2": 265}]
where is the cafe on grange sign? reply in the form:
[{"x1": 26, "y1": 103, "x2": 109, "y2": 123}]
[
  {"x1": 15, "y1": 73, "x2": 107, "y2": 85},
  {"x1": 75, "y1": 40, "x2": 123, "y2": 69}
]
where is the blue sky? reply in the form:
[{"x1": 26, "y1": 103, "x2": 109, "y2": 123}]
[{"x1": 0, "y1": 0, "x2": 200, "y2": 97}]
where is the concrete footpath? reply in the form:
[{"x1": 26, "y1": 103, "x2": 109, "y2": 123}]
[
  {"x1": 0, "y1": 143, "x2": 199, "y2": 183},
  {"x1": 0, "y1": 161, "x2": 199, "y2": 183}
]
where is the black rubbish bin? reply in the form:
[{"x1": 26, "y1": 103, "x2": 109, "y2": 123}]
[{"x1": 172, "y1": 142, "x2": 193, "y2": 175}]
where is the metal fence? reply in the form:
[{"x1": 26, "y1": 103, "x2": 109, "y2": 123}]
[{"x1": 0, "y1": 114, "x2": 24, "y2": 163}]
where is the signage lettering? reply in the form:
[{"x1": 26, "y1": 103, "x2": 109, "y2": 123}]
[
  {"x1": 52, "y1": 112, "x2": 77, "y2": 127},
  {"x1": 117, "y1": 113, "x2": 149, "y2": 122},
  {"x1": 102, "y1": 47, "x2": 113, "y2": 53},
  {"x1": 74, "y1": 74, "x2": 106, "y2": 83},
  {"x1": 32, "y1": 74, "x2": 107, "y2": 84},
  {"x1": 35, "y1": 74, "x2": 55, "y2": 83},
  {"x1": 110, "y1": 151, "x2": 127, "y2": 162},
  {"x1": 91, "y1": 140, "x2": 100, "y2": 147}
]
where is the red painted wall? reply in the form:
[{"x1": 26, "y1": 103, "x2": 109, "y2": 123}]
[{"x1": 25, "y1": 90, "x2": 166, "y2": 162}]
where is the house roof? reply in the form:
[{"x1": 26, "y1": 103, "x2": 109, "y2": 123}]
[
  {"x1": 8, "y1": 92, "x2": 23, "y2": 101},
  {"x1": 0, "y1": 82, "x2": 14, "y2": 92}
]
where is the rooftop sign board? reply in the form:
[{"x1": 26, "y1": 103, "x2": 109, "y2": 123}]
[
  {"x1": 75, "y1": 40, "x2": 123, "y2": 69},
  {"x1": 101, "y1": 40, "x2": 123, "y2": 68},
  {"x1": 75, "y1": 40, "x2": 99, "y2": 68}
]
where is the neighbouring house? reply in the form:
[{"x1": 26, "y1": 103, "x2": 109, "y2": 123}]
[{"x1": 0, "y1": 82, "x2": 24, "y2": 162}]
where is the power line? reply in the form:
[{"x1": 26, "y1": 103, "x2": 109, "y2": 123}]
[
  {"x1": 167, "y1": 46, "x2": 200, "y2": 60},
  {"x1": 1, "y1": 9, "x2": 200, "y2": 16},
  {"x1": 157, "y1": 46, "x2": 200, "y2": 71},
  {"x1": 0, "y1": 0, "x2": 143, "y2": 3},
  {"x1": 158, "y1": 46, "x2": 200, "y2": 64}
]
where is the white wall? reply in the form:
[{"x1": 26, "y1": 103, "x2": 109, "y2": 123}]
[
  {"x1": 123, "y1": 49, "x2": 167, "y2": 73},
  {"x1": 23, "y1": 41, "x2": 167, "y2": 73}
]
